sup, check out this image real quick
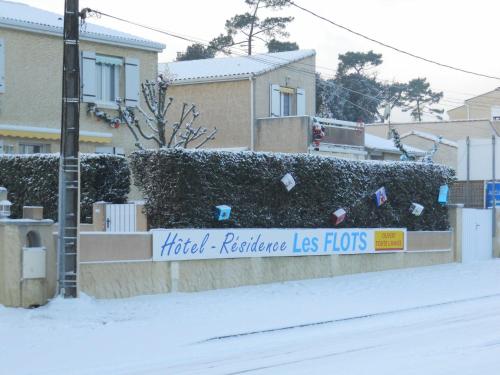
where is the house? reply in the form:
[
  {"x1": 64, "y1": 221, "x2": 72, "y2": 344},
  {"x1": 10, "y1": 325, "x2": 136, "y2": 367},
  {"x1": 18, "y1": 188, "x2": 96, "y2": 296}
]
[
  {"x1": 160, "y1": 50, "x2": 316, "y2": 150},
  {"x1": 398, "y1": 130, "x2": 458, "y2": 169},
  {"x1": 364, "y1": 133, "x2": 425, "y2": 160},
  {"x1": 0, "y1": 1, "x2": 165, "y2": 156},
  {"x1": 448, "y1": 88, "x2": 500, "y2": 121},
  {"x1": 365, "y1": 120, "x2": 500, "y2": 169}
]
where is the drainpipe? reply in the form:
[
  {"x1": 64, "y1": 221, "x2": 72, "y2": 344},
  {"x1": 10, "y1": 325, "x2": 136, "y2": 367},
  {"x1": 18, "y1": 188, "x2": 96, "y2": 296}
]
[
  {"x1": 493, "y1": 135, "x2": 496, "y2": 242},
  {"x1": 466, "y1": 136, "x2": 470, "y2": 207},
  {"x1": 249, "y1": 75, "x2": 255, "y2": 151}
]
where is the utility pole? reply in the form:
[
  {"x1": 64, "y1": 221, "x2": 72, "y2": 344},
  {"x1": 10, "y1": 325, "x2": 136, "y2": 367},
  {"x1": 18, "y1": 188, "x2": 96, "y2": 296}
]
[{"x1": 57, "y1": 0, "x2": 80, "y2": 298}]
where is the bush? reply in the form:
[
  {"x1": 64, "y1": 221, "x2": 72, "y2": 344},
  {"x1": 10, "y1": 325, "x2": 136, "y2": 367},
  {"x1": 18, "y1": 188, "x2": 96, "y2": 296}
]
[
  {"x1": 130, "y1": 149, "x2": 455, "y2": 231},
  {"x1": 0, "y1": 153, "x2": 130, "y2": 222}
]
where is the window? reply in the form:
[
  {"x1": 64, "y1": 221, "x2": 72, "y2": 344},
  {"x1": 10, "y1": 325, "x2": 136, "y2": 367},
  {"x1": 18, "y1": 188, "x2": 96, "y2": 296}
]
[
  {"x1": 19, "y1": 143, "x2": 50, "y2": 154},
  {"x1": 3, "y1": 144, "x2": 14, "y2": 154},
  {"x1": 96, "y1": 55, "x2": 122, "y2": 104},
  {"x1": 270, "y1": 84, "x2": 306, "y2": 117},
  {"x1": 81, "y1": 51, "x2": 140, "y2": 107},
  {"x1": 282, "y1": 93, "x2": 292, "y2": 116},
  {"x1": 0, "y1": 141, "x2": 14, "y2": 154}
]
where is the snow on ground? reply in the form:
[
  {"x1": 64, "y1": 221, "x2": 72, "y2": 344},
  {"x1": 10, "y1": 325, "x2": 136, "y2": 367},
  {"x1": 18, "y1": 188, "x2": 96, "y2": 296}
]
[{"x1": 1, "y1": 260, "x2": 500, "y2": 375}]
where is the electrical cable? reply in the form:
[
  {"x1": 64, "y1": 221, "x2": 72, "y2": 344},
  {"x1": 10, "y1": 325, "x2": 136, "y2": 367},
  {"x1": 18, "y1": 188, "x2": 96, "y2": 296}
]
[{"x1": 286, "y1": 0, "x2": 500, "y2": 81}]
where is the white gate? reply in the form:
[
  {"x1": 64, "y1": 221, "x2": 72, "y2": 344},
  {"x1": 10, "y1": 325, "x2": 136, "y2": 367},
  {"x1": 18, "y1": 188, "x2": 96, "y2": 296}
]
[
  {"x1": 105, "y1": 203, "x2": 136, "y2": 232},
  {"x1": 461, "y1": 208, "x2": 492, "y2": 263}
]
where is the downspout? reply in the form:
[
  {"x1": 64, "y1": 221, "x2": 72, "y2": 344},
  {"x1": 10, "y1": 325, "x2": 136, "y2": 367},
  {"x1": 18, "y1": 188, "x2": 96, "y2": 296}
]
[
  {"x1": 250, "y1": 74, "x2": 255, "y2": 151},
  {"x1": 492, "y1": 135, "x2": 496, "y2": 243}
]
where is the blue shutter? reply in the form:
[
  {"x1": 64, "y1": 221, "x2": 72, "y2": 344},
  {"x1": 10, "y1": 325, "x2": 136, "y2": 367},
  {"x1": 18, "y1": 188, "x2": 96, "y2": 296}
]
[
  {"x1": 81, "y1": 51, "x2": 96, "y2": 102},
  {"x1": 125, "y1": 57, "x2": 140, "y2": 107}
]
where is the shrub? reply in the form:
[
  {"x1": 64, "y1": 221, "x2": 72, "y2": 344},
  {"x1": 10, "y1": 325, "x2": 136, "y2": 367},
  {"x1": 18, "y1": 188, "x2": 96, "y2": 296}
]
[
  {"x1": 0, "y1": 153, "x2": 130, "y2": 222},
  {"x1": 130, "y1": 149, "x2": 455, "y2": 231}
]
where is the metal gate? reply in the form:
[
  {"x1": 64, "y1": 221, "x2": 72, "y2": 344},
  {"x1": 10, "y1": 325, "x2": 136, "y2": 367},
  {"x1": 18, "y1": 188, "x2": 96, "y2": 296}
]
[
  {"x1": 461, "y1": 208, "x2": 492, "y2": 263},
  {"x1": 105, "y1": 203, "x2": 136, "y2": 232}
]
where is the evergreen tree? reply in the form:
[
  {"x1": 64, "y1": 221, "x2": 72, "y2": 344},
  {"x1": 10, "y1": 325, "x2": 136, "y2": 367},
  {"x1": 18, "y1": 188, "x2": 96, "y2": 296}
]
[
  {"x1": 400, "y1": 78, "x2": 444, "y2": 122},
  {"x1": 221, "y1": 0, "x2": 296, "y2": 55},
  {"x1": 176, "y1": 43, "x2": 216, "y2": 61},
  {"x1": 266, "y1": 39, "x2": 299, "y2": 53},
  {"x1": 317, "y1": 51, "x2": 384, "y2": 123}
]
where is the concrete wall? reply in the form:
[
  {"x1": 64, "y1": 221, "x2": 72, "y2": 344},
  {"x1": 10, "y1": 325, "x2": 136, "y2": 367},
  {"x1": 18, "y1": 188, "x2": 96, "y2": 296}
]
[
  {"x1": 79, "y1": 229, "x2": 456, "y2": 299},
  {"x1": 0, "y1": 220, "x2": 56, "y2": 307},
  {"x1": 255, "y1": 116, "x2": 310, "y2": 153},
  {"x1": 167, "y1": 80, "x2": 251, "y2": 149},
  {"x1": 0, "y1": 27, "x2": 159, "y2": 156}
]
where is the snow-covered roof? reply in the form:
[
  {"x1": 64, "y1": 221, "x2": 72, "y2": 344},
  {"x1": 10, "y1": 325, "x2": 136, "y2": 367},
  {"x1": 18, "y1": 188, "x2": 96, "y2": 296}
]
[
  {"x1": 0, "y1": 1, "x2": 165, "y2": 52},
  {"x1": 400, "y1": 130, "x2": 458, "y2": 148},
  {"x1": 161, "y1": 50, "x2": 316, "y2": 84},
  {"x1": 365, "y1": 133, "x2": 425, "y2": 155}
]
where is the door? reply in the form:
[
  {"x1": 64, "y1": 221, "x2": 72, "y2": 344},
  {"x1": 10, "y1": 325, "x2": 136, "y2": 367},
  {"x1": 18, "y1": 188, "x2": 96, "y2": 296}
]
[
  {"x1": 461, "y1": 208, "x2": 492, "y2": 263},
  {"x1": 105, "y1": 203, "x2": 136, "y2": 232}
]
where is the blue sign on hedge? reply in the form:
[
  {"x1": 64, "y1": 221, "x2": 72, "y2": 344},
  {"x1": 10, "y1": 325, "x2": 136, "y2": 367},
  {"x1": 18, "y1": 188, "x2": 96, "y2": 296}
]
[
  {"x1": 486, "y1": 182, "x2": 500, "y2": 208},
  {"x1": 438, "y1": 185, "x2": 449, "y2": 205}
]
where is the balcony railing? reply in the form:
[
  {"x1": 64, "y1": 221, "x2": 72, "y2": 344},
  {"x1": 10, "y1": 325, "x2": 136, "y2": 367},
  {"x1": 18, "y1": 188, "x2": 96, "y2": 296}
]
[{"x1": 312, "y1": 117, "x2": 365, "y2": 148}]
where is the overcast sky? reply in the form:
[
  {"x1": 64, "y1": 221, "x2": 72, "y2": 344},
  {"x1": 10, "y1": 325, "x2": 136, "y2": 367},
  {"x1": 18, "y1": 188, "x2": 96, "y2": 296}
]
[{"x1": 13, "y1": 0, "x2": 500, "y2": 121}]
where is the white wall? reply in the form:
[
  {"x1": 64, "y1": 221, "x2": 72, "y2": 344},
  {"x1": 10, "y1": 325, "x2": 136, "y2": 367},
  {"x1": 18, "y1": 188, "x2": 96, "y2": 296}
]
[{"x1": 457, "y1": 137, "x2": 499, "y2": 180}]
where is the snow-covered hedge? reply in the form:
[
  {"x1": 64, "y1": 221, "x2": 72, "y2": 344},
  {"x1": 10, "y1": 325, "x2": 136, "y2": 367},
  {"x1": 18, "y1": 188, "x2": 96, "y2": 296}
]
[
  {"x1": 131, "y1": 149, "x2": 455, "y2": 231},
  {"x1": 0, "y1": 153, "x2": 130, "y2": 222}
]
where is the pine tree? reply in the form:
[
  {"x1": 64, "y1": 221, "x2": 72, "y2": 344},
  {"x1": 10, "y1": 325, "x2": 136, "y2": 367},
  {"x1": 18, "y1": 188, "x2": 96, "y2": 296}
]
[
  {"x1": 176, "y1": 43, "x2": 216, "y2": 61},
  {"x1": 317, "y1": 51, "x2": 384, "y2": 123},
  {"x1": 222, "y1": 0, "x2": 296, "y2": 55},
  {"x1": 400, "y1": 78, "x2": 444, "y2": 122},
  {"x1": 266, "y1": 39, "x2": 299, "y2": 53}
]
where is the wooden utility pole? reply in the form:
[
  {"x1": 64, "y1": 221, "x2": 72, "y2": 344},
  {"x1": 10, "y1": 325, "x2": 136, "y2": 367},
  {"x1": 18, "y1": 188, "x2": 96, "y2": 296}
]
[{"x1": 57, "y1": 0, "x2": 80, "y2": 298}]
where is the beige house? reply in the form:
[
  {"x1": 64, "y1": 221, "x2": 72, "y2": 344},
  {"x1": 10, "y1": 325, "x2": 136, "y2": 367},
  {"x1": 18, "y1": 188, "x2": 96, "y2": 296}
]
[
  {"x1": 0, "y1": 1, "x2": 165, "y2": 156},
  {"x1": 160, "y1": 50, "x2": 316, "y2": 150},
  {"x1": 448, "y1": 88, "x2": 500, "y2": 121},
  {"x1": 366, "y1": 119, "x2": 500, "y2": 169}
]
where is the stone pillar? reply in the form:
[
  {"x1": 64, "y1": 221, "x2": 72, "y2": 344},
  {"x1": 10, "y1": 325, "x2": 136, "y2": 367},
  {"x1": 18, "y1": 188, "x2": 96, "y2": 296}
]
[
  {"x1": 135, "y1": 203, "x2": 148, "y2": 232},
  {"x1": 0, "y1": 219, "x2": 56, "y2": 307},
  {"x1": 92, "y1": 202, "x2": 107, "y2": 232}
]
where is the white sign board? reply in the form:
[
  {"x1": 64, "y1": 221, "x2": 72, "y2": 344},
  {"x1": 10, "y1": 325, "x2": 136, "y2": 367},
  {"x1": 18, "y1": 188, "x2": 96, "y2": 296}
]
[{"x1": 152, "y1": 228, "x2": 407, "y2": 261}]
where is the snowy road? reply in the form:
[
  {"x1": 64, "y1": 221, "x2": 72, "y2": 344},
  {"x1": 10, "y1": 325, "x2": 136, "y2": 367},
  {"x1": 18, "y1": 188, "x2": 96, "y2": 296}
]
[
  {"x1": 2, "y1": 260, "x2": 500, "y2": 375},
  {"x1": 159, "y1": 294, "x2": 500, "y2": 375}
]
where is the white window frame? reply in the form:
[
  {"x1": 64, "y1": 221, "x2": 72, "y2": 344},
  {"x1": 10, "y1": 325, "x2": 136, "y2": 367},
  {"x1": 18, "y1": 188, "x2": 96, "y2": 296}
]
[{"x1": 95, "y1": 55, "x2": 122, "y2": 106}]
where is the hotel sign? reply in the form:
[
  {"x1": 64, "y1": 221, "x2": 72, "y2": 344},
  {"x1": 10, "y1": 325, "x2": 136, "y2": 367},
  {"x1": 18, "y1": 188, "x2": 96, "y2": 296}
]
[{"x1": 152, "y1": 228, "x2": 407, "y2": 261}]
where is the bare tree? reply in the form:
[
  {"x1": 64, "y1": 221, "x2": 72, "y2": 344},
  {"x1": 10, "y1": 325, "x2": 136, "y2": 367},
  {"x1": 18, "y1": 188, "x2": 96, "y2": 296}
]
[{"x1": 88, "y1": 75, "x2": 217, "y2": 150}]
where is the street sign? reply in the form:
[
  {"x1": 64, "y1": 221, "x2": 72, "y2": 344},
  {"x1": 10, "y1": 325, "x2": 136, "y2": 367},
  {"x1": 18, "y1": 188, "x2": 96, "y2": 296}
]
[{"x1": 485, "y1": 182, "x2": 500, "y2": 208}]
